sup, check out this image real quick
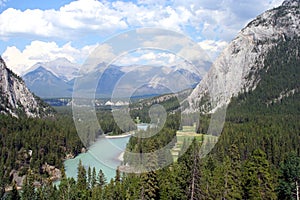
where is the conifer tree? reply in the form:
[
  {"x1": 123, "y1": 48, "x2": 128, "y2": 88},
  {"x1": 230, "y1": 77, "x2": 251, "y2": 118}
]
[
  {"x1": 277, "y1": 152, "x2": 300, "y2": 200},
  {"x1": 0, "y1": 164, "x2": 5, "y2": 199},
  {"x1": 140, "y1": 142, "x2": 159, "y2": 200},
  {"x1": 87, "y1": 166, "x2": 92, "y2": 189},
  {"x1": 22, "y1": 170, "x2": 36, "y2": 200},
  {"x1": 97, "y1": 169, "x2": 106, "y2": 187},
  {"x1": 242, "y1": 149, "x2": 277, "y2": 199},
  {"x1": 77, "y1": 160, "x2": 87, "y2": 191},
  {"x1": 8, "y1": 182, "x2": 20, "y2": 200},
  {"x1": 91, "y1": 167, "x2": 97, "y2": 188},
  {"x1": 223, "y1": 144, "x2": 243, "y2": 199}
]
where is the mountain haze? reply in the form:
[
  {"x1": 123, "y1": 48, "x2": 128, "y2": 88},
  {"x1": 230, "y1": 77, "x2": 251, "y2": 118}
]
[{"x1": 23, "y1": 62, "x2": 203, "y2": 98}]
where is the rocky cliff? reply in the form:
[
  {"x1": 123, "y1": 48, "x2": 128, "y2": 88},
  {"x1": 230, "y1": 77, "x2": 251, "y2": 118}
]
[
  {"x1": 0, "y1": 56, "x2": 53, "y2": 117},
  {"x1": 185, "y1": 0, "x2": 300, "y2": 113}
]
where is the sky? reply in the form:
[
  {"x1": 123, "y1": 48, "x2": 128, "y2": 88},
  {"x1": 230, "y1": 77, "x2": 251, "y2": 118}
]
[{"x1": 0, "y1": 0, "x2": 283, "y2": 75}]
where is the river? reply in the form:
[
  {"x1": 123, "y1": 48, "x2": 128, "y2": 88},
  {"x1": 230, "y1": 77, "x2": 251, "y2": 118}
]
[
  {"x1": 64, "y1": 123, "x2": 149, "y2": 181},
  {"x1": 64, "y1": 136, "x2": 130, "y2": 181}
]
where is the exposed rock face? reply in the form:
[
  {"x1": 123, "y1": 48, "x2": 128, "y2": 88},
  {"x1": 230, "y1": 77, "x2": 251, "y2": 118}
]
[
  {"x1": 42, "y1": 163, "x2": 62, "y2": 182},
  {"x1": 185, "y1": 1, "x2": 300, "y2": 113},
  {"x1": 0, "y1": 56, "x2": 53, "y2": 117},
  {"x1": 282, "y1": 0, "x2": 300, "y2": 7}
]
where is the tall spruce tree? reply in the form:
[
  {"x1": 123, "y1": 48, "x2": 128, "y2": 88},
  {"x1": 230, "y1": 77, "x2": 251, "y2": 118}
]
[
  {"x1": 223, "y1": 144, "x2": 243, "y2": 199},
  {"x1": 277, "y1": 152, "x2": 300, "y2": 200},
  {"x1": 0, "y1": 164, "x2": 5, "y2": 199},
  {"x1": 242, "y1": 149, "x2": 277, "y2": 199},
  {"x1": 91, "y1": 167, "x2": 97, "y2": 188},
  {"x1": 97, "y1": 169, "x2": 106, "y2": 187},
  {"x1": 8, "y1": 182, "x2": 20, "y2": 200},
  {"x1": 77, "y1": 160, "x2": 87, "y2": 191},
  {"x1": 22, "y1": 170, "x2": 36, "y2": 200}
]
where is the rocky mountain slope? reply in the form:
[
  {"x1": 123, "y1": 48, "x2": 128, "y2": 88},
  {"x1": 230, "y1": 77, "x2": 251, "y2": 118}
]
[
  {"x1": 0, "y1": 56, "x2": 52, "y2": 117},
  {"x1": 23, "y1": 66, "x2": 74, "y2": 98},
  {"x1": 185, "y1": 0, "x2": 300, "y2": 113}
]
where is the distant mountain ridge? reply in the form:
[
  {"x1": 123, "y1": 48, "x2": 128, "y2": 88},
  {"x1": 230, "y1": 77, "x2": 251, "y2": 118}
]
[
  {"x1": 23, "y1": 66, "x2": 73, "y2": 98},
  {"x1": 23, "y1": 61, "x2": 204, "y2": 98},
  {"x1": 0, "y1": 56, "x2": 53, "y2": 117},
  {"x1": 25, "y1": 57, "x2": 80, "y2": 81}
]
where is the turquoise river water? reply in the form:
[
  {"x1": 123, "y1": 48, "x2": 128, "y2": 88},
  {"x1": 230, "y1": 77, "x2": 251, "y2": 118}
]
[{"x1": 64, "y1": 123, "x2": 149, "y2": 181}]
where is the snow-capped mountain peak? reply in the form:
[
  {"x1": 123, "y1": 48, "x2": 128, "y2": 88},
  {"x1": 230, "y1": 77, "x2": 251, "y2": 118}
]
[{"x1": 25, "y1": 57, "x2": 80, "y2": 81}]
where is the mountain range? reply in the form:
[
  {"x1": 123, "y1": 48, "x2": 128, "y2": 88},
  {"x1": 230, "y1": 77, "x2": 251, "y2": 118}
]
[
  {"x1": 22, "y1": 60, "x2": 205, "y2": 98},
  {"x1": 1, "y1": 0, "x2": 299, "y2": 117}
]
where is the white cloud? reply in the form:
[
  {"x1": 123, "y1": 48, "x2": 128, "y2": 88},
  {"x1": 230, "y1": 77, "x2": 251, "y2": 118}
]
[
  {"x1": 2, "y1": 41, "x2": 97, "y2": 75},
  {"x1": 116, "y1": 50, "x2": 180, "y2": 67},
  {"x1": 0, "y1": 0, "x2": 7, "y2": 7},
  {"x1": 0, "y1": 0, "x2": 285, "y2": 42},
  {"x1": 0, "y1": 0, "x2": 287, "y2": 72},
  {"x1": 188, "y1": 0, "x2": 284, "y2": 41},
  {"x1": 0, "y1": 0, "x2": 128, "y2": 39},
  {"x1": 198, "y1": 40, "x2": 228, "y2": 60}
]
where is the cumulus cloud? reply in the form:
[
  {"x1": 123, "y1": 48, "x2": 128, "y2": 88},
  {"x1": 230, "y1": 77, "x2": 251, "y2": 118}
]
[
  {"x1": 2, "y1": 41, "x2": 97, "y2": 75},
  {"x1": 0, "y1": 0, "x2": 128, "y2": 39},
  {"x1": 188, "y1": 0, "x2": 283, "y2": 41},
  {"x1": 0, "y1": 0, "x2": 286, "y2": 71},
  {"x1": 116, "y1": 50, "x2": 179, "y2": 67},
  {"x1": 0, "y1": 0, "x2": 283, "y2": 41}
]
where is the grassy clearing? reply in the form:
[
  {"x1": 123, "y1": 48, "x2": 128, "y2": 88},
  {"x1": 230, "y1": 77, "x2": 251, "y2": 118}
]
[
  {"x1": 171, "y1": 126, "x2": 219, "y2": 161},
  {"x1": 171, "y1": 126, "x2": 203, "y2": 161}
]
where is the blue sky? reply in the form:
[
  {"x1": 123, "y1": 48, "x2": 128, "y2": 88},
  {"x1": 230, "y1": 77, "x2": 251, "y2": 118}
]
[{"x1": 0, "y1": 0, "x2": 283, "y2": 74}]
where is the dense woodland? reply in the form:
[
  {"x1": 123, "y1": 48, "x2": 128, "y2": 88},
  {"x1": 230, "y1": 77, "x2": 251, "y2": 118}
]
[{"x1": 0, "y1": 37, "x2": 299, "y2": 199}]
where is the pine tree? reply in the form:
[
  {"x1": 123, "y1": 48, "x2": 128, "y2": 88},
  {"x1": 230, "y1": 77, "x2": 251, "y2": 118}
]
[
  {"x1": 58, "y1": 169, "x2": 76, "y2": 200},
  {"x1": 97, "y1": 169, "x2": 106, "y2": 187},
  {"x1": 91, "y1": 186, "x2": 103, "y2": 200},
  {"x1": 140, "y1": 171, "x2": 159, "y2": 200},
  {"x1": 187, "y1": 139, "x2": 202, "y2": 200},
  {"x1": 277, "y1": 152, "x2": 300, "y2": 200},
  {"x1": 22, "y1": 170, "x2": 36, "y2": 200},
  {"x1": 87, "y1": 166, "x2": 92, "y2": 189},
  {"x1": 8, "y1": 182, "x2": 20, "y2": 200},
  {"x1": 35, "y1": 181, "x2": 59, "y2": 200},
  {"x1": 115, "y1": 168, "x2": 121, "y2": 183},
  {"x1": 0, "y1": 164, "x2": 5, "y2": 199},
  {"x1": 140, "y1": 142, "x2": 159, "y2": 200},
  {"x1": 91, "y1": 167, "x2": 97, "y2": 188},
  {"x1": 223, "y1": 144, "x2": 243, "y2": 199},
  {"x1": 158, "y1": 164, "x2": 186, "y2": 200},
  {"x1": 242, "y1": 149, "x2": 277, "y2": 199},
  {"x1": 113, "y1": 169, "x2": 123, "y2": 200},
  {"x1": 77, "y1": 160, "x2": 87, "y2": 191},
  {"x1": 177, "y1": 139, "x2": 203, "y2": 199},
  {"x1": 102, "y1": 179, "x2": 115, "y2": 200}
]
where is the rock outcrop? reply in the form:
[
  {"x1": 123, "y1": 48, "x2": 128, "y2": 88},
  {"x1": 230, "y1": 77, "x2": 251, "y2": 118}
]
[
  {"x1": 0, "y1": 56, "x2": 53, "y2": 117},
  {"x1": 185, "y1": 1, "x2": 300, "y2": 113}
]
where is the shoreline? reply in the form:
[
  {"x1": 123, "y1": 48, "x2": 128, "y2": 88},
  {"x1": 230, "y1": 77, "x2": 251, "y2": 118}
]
[
  {"x1": 118, "y1": 152, "x2": 125, "y2": 161},
  {"x1": 105, "y1": 132, "x2": 133, "y2": 139}
]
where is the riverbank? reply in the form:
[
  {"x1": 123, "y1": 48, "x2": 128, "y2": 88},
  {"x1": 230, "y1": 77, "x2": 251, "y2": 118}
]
[
  {"x1": 105, "y1": 132, "x2": 134, "y2": 139},
  {"x1": 64, "y1": 135, "x2": 130, "y2": 182},
  {"x1": 118, "y1": 152, "x2": 124, "y2": 161}
]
